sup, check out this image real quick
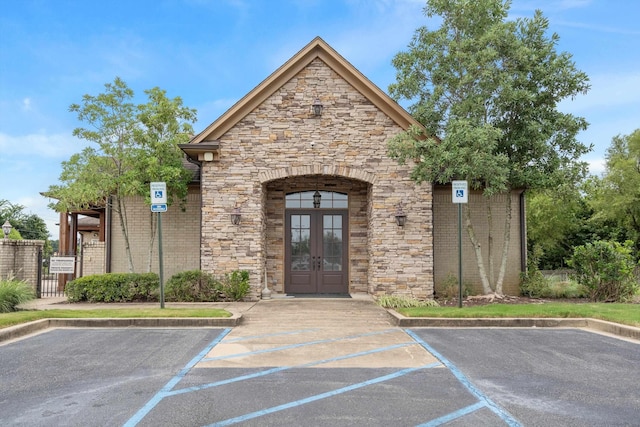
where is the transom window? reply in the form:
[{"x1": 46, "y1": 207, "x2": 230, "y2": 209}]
[{"x1": 286, "y1": 191, "x2": 348, "y2": 209}]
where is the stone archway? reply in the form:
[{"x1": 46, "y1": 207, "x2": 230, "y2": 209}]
[{"x1": 263, "y1": 173, "x2": 370, "y2": 295}]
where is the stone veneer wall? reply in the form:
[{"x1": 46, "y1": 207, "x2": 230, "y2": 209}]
[
  {"x1": 200, "y1": 58, "x2": 434, "y2": 299},
  {"x1": 109, "y1": 187, "x2": 201, "y2": 278},
  {"x1": 0, "y1": 239, "x2": 44, "y2": 291},
  {"x1": 433, "y1": 186, "x2": 524, "y2": 296}
]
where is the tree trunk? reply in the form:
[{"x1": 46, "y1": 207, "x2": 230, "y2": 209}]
[
  {"x1": 115, "y1": 195, "x2": 135, "y2": 273},
  {"x1": 487, "y1": 200, "x2": 494, "y2": 287},
  {"x1": 495, "y1": 190, "x2": 513, "y2": 296},
  {"x1": 464, "y1": 205, "x2": 493, "y2": 294},
  {"x1": 146, "y1": 212, "x2": 157, "y2": 273}
]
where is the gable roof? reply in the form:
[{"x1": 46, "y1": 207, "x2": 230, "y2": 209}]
[{"x1": 188, "y1": 36, "x2": 422, "y2": 144}]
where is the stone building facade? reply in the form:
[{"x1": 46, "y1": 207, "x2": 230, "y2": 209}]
[
  {"x1": 82, "y1": 37, "x2": 525, "y2": 299},
  {"x1": 180, "y1": 38, "x2": 434, "y2": 299}
]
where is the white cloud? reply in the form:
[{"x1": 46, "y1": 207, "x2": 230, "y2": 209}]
[
  {"x1": 0, "y1": 132, "x2": 87, "y2": 159},
  {"x1": 585, "y1": 157, "x2": 605, "y2": 176},
  {"x1": 22, "y1": 98, "x2": 32, "y2": 111},
  {"x1": 13, "y1": 195, "x2": 59, "y2": 239}
]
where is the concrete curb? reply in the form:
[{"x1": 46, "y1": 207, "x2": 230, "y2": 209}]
[
  {"x1": 0, "y1": 315, "x2": 242, "y2": 343},
  {"x1": 387, "y1": 310, "x2": 640, "y2": 340}
]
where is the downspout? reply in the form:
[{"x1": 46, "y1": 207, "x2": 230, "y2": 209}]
[
  {"x1": 105, "y1": 196, "x2": 112, "y2": 273},
  {"x1": 520, "y1": 190, "x2": 527, "y2": 273}
]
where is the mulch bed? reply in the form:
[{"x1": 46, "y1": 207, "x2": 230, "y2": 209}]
[{"x1": 436, "y1": 295, "x2": 591, "y2": 307}]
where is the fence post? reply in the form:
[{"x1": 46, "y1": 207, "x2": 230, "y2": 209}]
[{"x1": 37, "y1": 248, "x2": 43, "y2": 298}]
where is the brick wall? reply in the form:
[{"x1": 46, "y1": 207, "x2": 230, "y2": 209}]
[
  {"x1": 81, "y1": 241, "x2": 105, "y2": 276},
  {"x1": 200, "y1": 58, "x2": 434, "y2": 299},
  {"x1": 433, "y1": 186, "x2": 524, "y2": 296},
  {"x1": 109, "y1": 187, "x2": 201, "y2": 278},
  {"x1": 0, "y1": 239, "x2": 44, "y2": 291}
]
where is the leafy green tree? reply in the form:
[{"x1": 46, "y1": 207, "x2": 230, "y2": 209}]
[
  {"x1": 388, "y1": 0, "x2": 590, "y2": 295},
  {"x1": 586, "y1": 130, "x2": 640, "y2": 254},
  {"x1": 0, "y1": 199, "x2": 48, "y2": 240},
  {"x1": 47, "y1": 78, "x2": 196, "y2": 272}
]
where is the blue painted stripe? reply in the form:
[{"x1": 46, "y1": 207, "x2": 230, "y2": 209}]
[
  {"x1": 122, "y1": 328, "x2": 232, "y2": 427},
  {"x1": 405, "y1": 329, "x2": 522, "y2": 427},
  {"x1": 168, "y1": 341, "x2": 418, "y2": 397},
  {"x1": 201, "y1": 328, "x2": 398, "y2": 362},
  {"x1": 206, "y1": 363, "x2": 440, "y2": 427},
  {"x1": 417, "y1": 401, "x2": 486, "y2": 426},
  {"x1": 225, "y1": 328, "x2": 318, "y2": 343}
]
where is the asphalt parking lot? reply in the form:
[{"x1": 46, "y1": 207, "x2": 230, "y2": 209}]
[{"x1": 1, "y1": 326, "x2": 638, "y2": 426}]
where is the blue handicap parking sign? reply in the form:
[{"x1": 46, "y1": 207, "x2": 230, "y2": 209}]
[
  {"x1": 456, "y1": 189, "x2": 464, "y2": 198},
  {"x1": 154, "y1": 190, "x2": 163, "y2": 198}
]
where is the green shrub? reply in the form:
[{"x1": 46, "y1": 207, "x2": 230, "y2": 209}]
[
  {"x1": 0, "y1": 278, "x2": 35, "y2": 312},
  {"x1": 165, "y1": 270, "x2": 221, "y2": 302},
  {"x1": 66, "y1": 273, "x2": 159, "y2": 303},
  {"x1": 219, "y1": 270, "x2": 250, "y2": 301},
  {"x1": 569, "y1": 240, "x2": 638, "y2": 302},
  {"x1": 520, "y1": 269, "x2": 549, "y2": 298},
  {"x1": 376, "y1": 295, "x2": 439, "y2": 309},
  {"x1": 436, "y1": 273, "x2": 472, "y2": 300}
]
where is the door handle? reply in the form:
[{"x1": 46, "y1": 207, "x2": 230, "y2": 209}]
[
  {"x1": 317, "y1": 257, "x2": 322, "y2": 271},
  {"x1": 311, "y1": 256, "x2": 315, "y2": 271}
]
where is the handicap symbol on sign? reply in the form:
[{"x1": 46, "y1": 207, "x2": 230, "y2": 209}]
[
  {"x1": 154, "y1": 191, "x2": 163, "y2": 198},
  {"x1": 456, "y1": 190, "x2": 464, "y2": 198}
]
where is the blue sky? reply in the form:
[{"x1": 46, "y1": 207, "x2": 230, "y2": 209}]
[{"x1": 1, "y1": 0, "x2": 639, "y2": 238}]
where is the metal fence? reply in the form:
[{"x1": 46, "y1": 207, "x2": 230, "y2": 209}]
[{"x1": 37, "y1": 249, "x2": 67, "y2": 298}]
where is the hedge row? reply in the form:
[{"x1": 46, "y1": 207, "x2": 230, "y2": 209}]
[{"x1": 66, "y1": 269, "x2": 251, "y2": 303}]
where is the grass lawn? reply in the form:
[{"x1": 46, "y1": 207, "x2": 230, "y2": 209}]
[
  {"x1": 397, "y1": 303, "x2": 640, "y2": 327},
  {"x1": 0, "y1": 308, "x2": 231, "y2": 330}
]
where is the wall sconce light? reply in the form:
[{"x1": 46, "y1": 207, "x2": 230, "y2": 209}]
[
  {"x1": 313, "y1": 190, "x2": 322, "y2": 208},
  {"x1": 394, "y1": 202, "x2": 407, "y2": 227},
  {"x1": 2, "y1": 220, "x2": 12, "y2": 239},
  {"x1": 230, "y1": 207, "x2": 241, "y2": 225},
  {"x1": 312, "y1": 98, "x2": 324, "y2": 116}
]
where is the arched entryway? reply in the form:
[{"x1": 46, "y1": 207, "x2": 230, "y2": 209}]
[
  {"x1": 285, "y1": 191, "x2": 348, "y2": 294},
  {"x1": 263, "y1": 173, "x2": 370, "y2": 296}
]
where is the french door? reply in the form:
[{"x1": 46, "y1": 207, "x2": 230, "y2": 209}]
[{"x1": 285, "y1": 210, "x2": 348, "y2": 294}]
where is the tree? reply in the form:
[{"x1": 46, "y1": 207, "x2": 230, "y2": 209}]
[
  {"x1": 586, "y1": 130, "x2": 640, "y2": 254},
  {"x1": 47, "y1": 78, "x2": 196, "y2": 272},
  {"x1": 526, "y1": 186, "x2": 591, "y2": 269},
  {"x1": 388, "y1": 0, "x2": 590, "y2": 295},
  {"x1": 0, "y1": 199, "x2": 51, "y2": 255}
]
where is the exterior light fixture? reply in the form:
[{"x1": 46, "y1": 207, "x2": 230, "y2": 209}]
[
  {"x1": 2, "y1": 220, "x2": 12, "y2": 239},
  {"x1": 312, "y1": 98, "x2": 323, "y2": 116},
  {"x1": 313, "y1": 190, "x2": 322, "y2": 208},
  {"x1": 394, "y1": 202, "x2": 407, "y2": 227},
  {"x1": 231, "y1": 207, "x2": 241, "y2": 225}
]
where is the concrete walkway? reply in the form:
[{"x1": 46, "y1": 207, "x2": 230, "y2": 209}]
[{"x1": 203, "y1": 295, "x2": 438, "y2": 369}]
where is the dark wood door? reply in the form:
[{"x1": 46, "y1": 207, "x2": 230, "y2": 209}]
[{"x1": 285, "y1": 210, "x2": 348, "y2": 294}]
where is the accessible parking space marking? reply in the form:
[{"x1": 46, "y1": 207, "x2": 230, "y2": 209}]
[
  {"x1": 125, "y1": 326, "x2": 524, "y2": 426},
  {"x1": 406, "y1": 329, "x2": 523, "y2": 427}
]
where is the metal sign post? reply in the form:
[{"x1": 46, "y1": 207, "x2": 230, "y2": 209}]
[
  {"x1": 452, "y1": 180, "x2": 468, "y2": 308},
  {"x1": 150, "y1": 182, "x2": 167, "y2": 309}
]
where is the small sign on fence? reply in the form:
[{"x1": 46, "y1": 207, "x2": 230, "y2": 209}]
[{"x1": 50, "y1": 256, "x2": 76, "y2": 274}]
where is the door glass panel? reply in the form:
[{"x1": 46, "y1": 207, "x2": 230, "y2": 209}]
[
  {"x1": 333, "y1": 193, "x2": 348, "y2": 208},
  {"x1": 291, "y1": 215, "x2": 311, "y2": 271},
  {"x1": 322, "y1": 215, "x2": 343, "y2": 271},
  {"x1": 286, "y1": 191, "x2": 348, "y2": 209}
]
